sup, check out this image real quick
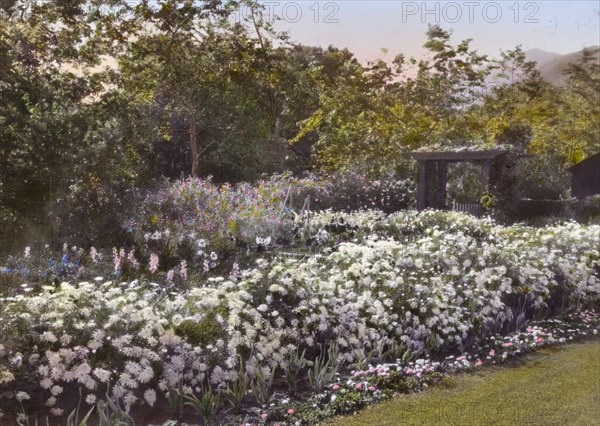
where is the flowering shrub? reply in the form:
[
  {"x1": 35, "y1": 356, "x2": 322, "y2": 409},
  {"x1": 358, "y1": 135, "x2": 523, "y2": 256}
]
[
  {"x1": 127, "y1": 171, "x2": 414, "y2": 255},
  {"x1": 291, "y1": 171, "x2": 415, "y2": 213},
  {"x1": 0, "y1": 211, "x2": 598, "y2": 423}
]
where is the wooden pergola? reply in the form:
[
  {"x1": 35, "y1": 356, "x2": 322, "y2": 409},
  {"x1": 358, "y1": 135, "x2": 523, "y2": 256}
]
[{"x1": 409, "y1": 149, "x2": 510, "y2": 211}]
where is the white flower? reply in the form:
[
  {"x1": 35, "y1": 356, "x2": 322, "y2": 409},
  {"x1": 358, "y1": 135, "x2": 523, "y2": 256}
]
[
  {"x1": 85, "y1": 394, "x2": 96, "y2": 405},
  {"x1": 210, "y1": 251, "x2": 218, "y2": 260},
  {"x1": 50, "y1": 385, "x2": 63, "y2": 396},
  {"x1": 119, "y1": 372, "x2": 138, "y2": 389},
  {"x1": 15, "y1": 391, "x2": 30, "y2": 402},
  {"x1": 40, "y1": 331, "x2": 57, "y2": 343},
  {"x1": 40, "y1": 378, "x2": 53, "y2": 389},
  {"x1": 138, "y1": 367, "x2": 154, "y2": 383},
  {"x1": 144, "y1": 389, "x2": 157, "y2": 407},
  {"x1": 123, "y1": 391, "x2": 137, "y2": 408},
  {"x1": 50, "y1": 408, "x2": 64, "y2": 416},
  {"x1": 257, "y1": 304, "x2": 268, "y2": 312},
  {"x1": 93, "y1": 368, "x2": 111, "y2": 383}
]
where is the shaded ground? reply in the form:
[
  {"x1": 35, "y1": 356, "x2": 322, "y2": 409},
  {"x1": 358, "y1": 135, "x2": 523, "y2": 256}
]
[{"x1": 325, "y1": 341, "x2": 600, "y2": 426}]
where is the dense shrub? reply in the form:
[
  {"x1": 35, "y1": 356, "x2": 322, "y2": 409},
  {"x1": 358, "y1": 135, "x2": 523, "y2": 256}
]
[
  {"x1": 515, "y1": 199, "x2": 571, "y2": 223},
  {"x1": 574, "y1": 194, "x2": 600, "y2": 224},
  {"x1": 292, "y1": 171, "x2": 415, "y2": 213},
  {"x1": 125, "y1": 171, "x2": 414, "y2": 261},
  {"x1": 510, "y1": 195, "x2": 600, "y2": 226}
]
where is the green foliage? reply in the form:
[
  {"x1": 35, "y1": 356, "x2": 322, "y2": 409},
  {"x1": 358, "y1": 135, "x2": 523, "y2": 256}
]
[
  {"x1": 223, "y1": 359, "x2": 249, "y2": 413},
  {"x1": 174, "y1": 315, "x2": 225, "y2": 347},
  {"x1": 327, "y1": 390, "x2": 365, "y2": 416},
  {"x1": 250, "y1": 364, "x2": 276, "y2": 405},
  {"x1": 308, "y1": 343, "x2": 340, "y2": 393},
  {"x1": 371, "y1": 371, "x2": 422, "y2": 394},
  {"x1": 283, "y1": 348, "x2": 310, "y2": 396},
  {"x1": 96, "y1": 392, "x2": 135, "y2": 426},
  {"x1": 183, "y1": 384, "x2": 224, "y2": 426},
  {"x1": 293, "y1": 26, "x2": 492, "y2": 175},
  {"x1": 576, "y1": 194, "x2": 600, "y2": 224}
]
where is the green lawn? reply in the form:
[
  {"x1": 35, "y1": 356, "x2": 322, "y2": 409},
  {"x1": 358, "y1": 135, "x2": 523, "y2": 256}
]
[{"x1": 325, "y1": 341, "x2": 600, "y2": 426}]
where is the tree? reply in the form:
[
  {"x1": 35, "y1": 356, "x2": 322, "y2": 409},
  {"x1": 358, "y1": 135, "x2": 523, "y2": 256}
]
[
  {"x1": 0, "y1": 1, "x2": 112, "y2": 250},
  {"x1": 292, "y1": 26, "x2": 492, "y2": 176},
  {"x1": 99, "y1": 0, "x2": 295, "y2": 178}
]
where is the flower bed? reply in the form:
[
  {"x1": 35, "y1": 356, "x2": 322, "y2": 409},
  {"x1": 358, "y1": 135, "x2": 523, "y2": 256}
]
[{"x1": 0, "y1": 211, "x2": 599, "y2": 424}]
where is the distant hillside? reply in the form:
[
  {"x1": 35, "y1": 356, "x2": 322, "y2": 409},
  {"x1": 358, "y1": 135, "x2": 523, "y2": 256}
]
[{"x1": 525, "y1": 47, "x2": 600, "y2": 85}]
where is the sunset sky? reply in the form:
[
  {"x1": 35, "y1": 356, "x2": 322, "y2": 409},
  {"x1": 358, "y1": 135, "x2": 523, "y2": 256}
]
[{"x1": 258, "y1": 1, "x2": 600, "y2": 61}]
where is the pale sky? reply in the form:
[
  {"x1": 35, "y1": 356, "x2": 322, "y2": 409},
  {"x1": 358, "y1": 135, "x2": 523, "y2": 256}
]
[{"x1": 254, "y1": 1, "x2": 600, "y2": 61}]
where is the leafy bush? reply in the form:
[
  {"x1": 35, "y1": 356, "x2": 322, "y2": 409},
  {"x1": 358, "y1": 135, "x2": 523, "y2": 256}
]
[
  {"x1": 292, "y1": 171, "x2": 415, "y2": 213},
  {"x1": 120, "y1": 172, "x2": 414, "y2": 272},
  {"x1": 574, "y1": 194, "x2": 600, "y2": 224}
]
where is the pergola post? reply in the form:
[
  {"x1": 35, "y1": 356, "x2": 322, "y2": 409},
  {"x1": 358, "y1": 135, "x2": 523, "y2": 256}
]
[
  {"x1": 435, "y1": 160, "x2": 448, "y2": 209},
  {"x1": 417, "y1": 160, "x2": 429, "y2": 210},
  {"x1": 482, "y1": 159, "x2": 494, "y2": 186}
]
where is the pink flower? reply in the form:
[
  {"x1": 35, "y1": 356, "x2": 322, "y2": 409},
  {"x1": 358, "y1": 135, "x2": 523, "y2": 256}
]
[
  {"x1": 368, "y1": 386, "x2": 376, "y2": 392},
  {"x1": 261, "y1": 413, "x2": 268, "y2": 420},
  {"x1": 355, "y1": 383, "x2": 362, "y2": 390},
  {"x1": 114, "y1": 255, "x2": 121, "y2": 274},
  {"x1": 476, "y1": 359, "x2": 483, "y2": 366},
  {"x1": 535, "y1": 337, "x2": 544, "y2": 344},
  {"x1": 332, "y1": 384, "x2": 340, "y2": 390},
  {"x1": 527, "y1": 327, "x2": 534, "y2": 333},
  {"x1": 148, "y1": 253, "x2": 159, "y2": 273},
  {"x1": 502, "y1": 342, "x2": 513, "y2": 348},
  {"x1": 489, "y1": 350, "x2": 495, "y2": 357},
  {"x1": 287, "y1": 409, "x2": 295, "y2": 415},
  {"x1": 90, "y1": 247, "x2": 98, "y2": 263},
  {"x1": 405, "y1": 368, "x2": 414, "y2": 375}
]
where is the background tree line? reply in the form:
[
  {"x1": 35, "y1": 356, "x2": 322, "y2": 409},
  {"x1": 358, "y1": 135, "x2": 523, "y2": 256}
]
[{"x1": 1, "y1": 0, "x2": 598, "y2": 253}]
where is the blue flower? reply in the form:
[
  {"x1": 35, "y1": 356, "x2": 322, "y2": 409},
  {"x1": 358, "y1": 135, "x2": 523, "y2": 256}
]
[{"x1": 61, "y1": 253, "x2": 69, "y2": 265}]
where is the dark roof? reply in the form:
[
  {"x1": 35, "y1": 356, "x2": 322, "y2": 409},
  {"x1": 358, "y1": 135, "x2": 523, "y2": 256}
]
[
  {"x1": 409, "y1": 150, "x2": 509, "y2": 161},
  {"x1": 567, "y1": 152, "x2": 600, "y2": 171}
]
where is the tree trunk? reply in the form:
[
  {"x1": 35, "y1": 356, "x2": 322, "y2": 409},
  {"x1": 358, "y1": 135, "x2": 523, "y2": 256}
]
[{"x1": 189, "y1": 114, "x2": 198, "y2": 177}]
